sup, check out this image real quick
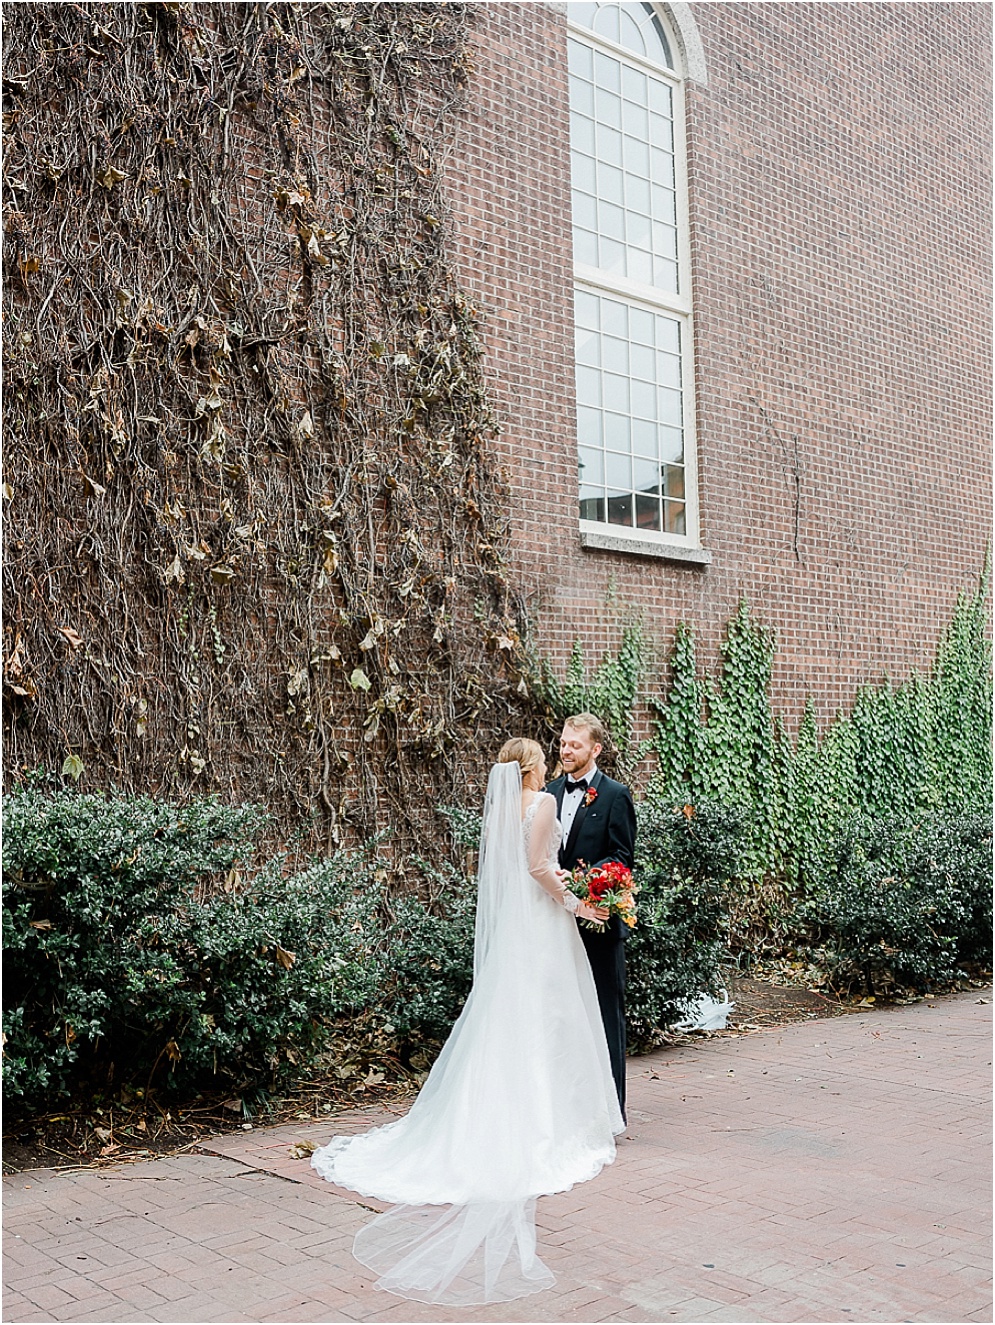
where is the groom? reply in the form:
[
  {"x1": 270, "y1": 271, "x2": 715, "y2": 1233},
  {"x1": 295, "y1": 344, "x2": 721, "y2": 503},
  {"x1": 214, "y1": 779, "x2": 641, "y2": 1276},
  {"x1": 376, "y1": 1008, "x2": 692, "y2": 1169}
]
[{"x1": 547, "y1": 713, "x2": 637, "y2": 1121}]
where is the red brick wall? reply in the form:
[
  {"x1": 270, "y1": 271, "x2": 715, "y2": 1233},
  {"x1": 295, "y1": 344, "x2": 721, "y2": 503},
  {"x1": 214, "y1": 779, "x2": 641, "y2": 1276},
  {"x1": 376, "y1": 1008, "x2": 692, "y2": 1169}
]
[{"x1": 448, "y1": 2, "x2": 992, "y2": 732}]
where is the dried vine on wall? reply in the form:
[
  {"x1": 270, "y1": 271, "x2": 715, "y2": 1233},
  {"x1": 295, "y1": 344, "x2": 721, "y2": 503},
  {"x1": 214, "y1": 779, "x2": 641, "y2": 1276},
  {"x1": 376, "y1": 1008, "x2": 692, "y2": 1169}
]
[{"x1": 3, "y1": 1, "x2": 535, "y2": 855}]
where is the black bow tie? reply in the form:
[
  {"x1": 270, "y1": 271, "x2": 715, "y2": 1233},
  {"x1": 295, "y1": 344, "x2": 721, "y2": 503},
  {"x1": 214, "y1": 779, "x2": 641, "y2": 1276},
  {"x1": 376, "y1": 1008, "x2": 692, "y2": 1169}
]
[{"x1": 566, "y1": 778, "x2": 589, "y2": 794}]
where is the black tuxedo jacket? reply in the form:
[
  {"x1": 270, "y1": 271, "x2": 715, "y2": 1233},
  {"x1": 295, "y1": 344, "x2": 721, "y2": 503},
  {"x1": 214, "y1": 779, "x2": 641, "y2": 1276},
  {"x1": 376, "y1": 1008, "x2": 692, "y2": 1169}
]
[{"x1": 547, "y1": 768, "x2": 637, "y2": 916}]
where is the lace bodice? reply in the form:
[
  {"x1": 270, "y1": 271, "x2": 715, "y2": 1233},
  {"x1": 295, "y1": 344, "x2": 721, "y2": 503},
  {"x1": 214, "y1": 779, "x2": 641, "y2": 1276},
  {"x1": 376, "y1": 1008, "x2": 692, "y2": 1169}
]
[
  {"x1": 522, "y1": 793, "x2": 580, "y2": 913},
  {"x1": 522, "y1": 793, "x2": 561, "y2": 866}
]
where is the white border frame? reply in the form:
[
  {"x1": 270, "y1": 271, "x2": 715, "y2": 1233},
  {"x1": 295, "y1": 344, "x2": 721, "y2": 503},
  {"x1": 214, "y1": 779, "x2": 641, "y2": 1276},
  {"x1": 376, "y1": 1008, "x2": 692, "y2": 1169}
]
[{"x1": 567, "y1": 2, "x2": 703, "y2": 553}]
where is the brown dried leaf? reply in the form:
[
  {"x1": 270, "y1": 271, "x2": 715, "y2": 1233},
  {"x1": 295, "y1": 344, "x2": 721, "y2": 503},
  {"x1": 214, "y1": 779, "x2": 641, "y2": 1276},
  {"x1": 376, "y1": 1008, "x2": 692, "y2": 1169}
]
[{"x1": 98, "y1": 164, "x2": 127, "y2": 189}]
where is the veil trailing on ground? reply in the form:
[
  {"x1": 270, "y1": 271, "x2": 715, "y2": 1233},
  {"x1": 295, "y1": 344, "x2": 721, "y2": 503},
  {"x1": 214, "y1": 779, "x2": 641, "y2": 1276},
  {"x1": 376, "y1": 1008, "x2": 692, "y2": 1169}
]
[{"x1": 312, "y1": 760, "x2": 621, "y2": 1304}]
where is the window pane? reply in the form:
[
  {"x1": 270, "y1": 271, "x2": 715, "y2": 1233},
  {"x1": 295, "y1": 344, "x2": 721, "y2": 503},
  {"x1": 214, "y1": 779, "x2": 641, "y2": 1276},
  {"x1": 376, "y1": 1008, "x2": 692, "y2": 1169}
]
[
  {"x1": 623, "y1": 136, "x2": 650, "y2": 176},
  {"x1": 618, "y1": 9, "x2": 646, "y2": 55},
  {"x1": 572, "y1": 190, "x2": 597, "y2": 230},
  {"x1": 572, "y1": 152, "x2": 596, "y2": 194},
  {"x1": 580, "y1": 488, "x2": 606, "y2": 522},
  {"x1": 599, "y1": 199, "x2": 625, "y2": 239},
  {"x1": 571, "y1": 113, "x2": 596, "y2": 155},
  {"x1": 571, "y1": 77, "x2": 595, "y2": 117},
  {"x1": 627, "y1": 211, "x2": 651, "y2": 246},
  {"x1": 629, "y1": 307, "x2": 654, "y2": 344},
  {"x1": 626, "y1": 247, "x2": 653, "y2": 285},
  {"x1": 653, "y1": 256, "x2": 679, "y2": 291},
  {"x1": 659, "y1": 426, "x2": 684, "y2": 463},
  {"x1": 653, "y1": 221, "x2": 679, "y2": 258},
  {"x1": 626, "y1": 174, "x2": 651, "y2": 214},
  {"x1": 648, "y1": 79, "x2": 672, "y2": 116},
  {"x1": 630, "y1": 343, "x2": 655, "y2": 381},
  {"x1": 632, "y1": 417, "x2": 656, "y2": 456},
  {"x1": 602, "y1": 335, "x2": 628, "y2": 372},
  {"x1": 600, "y1": 237, "x2": 626, "y2": 274},
  {"x1": 602, "y1": 300, "x2": 628, "y2": 337},
  {"x1": 604, "y1": 374, "x2": 630, "y2": 410},
  {"x1": 574, "y1": 228, "x2": 599, "y2": 266},
  {"x1": 621, "y1": 64, "x2": 647, "y2": 106},
  {"x1": 595, "y1": 50, "x2": 621, "y2": 92},
  {"x1": 571, "y1": 4, "x2": 598, "y2": 30},
  {"x1": 605, "y1": 451, "x2": 631, "y2": 489},
  {"x1": 635, "y1": 493, "x2": 661, "y2": 530},
  {"x1": 599, "y1": 163, "x2": 624, "y2": 203},
  {"x1": 649, "y1": 112, "x2": 674, "y2": 153},
  {"x1": 579, "y1": 447, "x2": 604, "y2": 484},
  {"x1": 663, "y1": 464, "x2": 685, "y2": 499},
  {"x1": 607, "y1": 492, "x2": 634, "y2": 526},
  {"x1": 596, "y1": 90, "x2": 622, "y2": 132},
  {"x1": 657, "y1": 351, "x2": 681, "y2": 387},
  {"x1": 604, "y1": 413, "x2": 630, "y2": 452},
  {"x1": 576, "y1": 365, "x2": 602, "y2": 406},
  {"x1": 655, "y1": 316, "x2": 680, "y2": 354},
  {"x1": 659, "y1": 387, "x2": 683, "y2": 426},
  {"x1": 630, "y1": 378, "x2": 655, "y2": 418},
  {"x1": 568, "y1": 37, "x2": 593, "y2": 79},
  {"x1": 576, "y1": 326, "x2": 600, "y2": 365},
  {"x1": 650, "y1": 148, "x2": 675, "y2": 188},
  {"x1": 594, "y1": 3, "x2": 620, "y2": 44},
  {"x1": 663, "y1": 499, "x2": 686, "y2": 535},
  {"x1": 598, "y1": 123, "x2": 622, "y2": 164},
  {"x1": 575, "y1": 289, "x2": 600, "y2": 328},
  {"x1": 577, "y1": 404, "x2": 603, "y2": 444},
  {"x1": 633, "y1": 456, "x2": 661, "y2": 494}
]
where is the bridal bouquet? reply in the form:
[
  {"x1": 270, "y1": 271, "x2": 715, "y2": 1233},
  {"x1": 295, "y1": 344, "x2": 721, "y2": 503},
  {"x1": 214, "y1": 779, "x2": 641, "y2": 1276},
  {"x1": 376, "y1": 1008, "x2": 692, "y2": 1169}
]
[{"x1": 568, "y1": 860, "x2": 638, "y2": 932}]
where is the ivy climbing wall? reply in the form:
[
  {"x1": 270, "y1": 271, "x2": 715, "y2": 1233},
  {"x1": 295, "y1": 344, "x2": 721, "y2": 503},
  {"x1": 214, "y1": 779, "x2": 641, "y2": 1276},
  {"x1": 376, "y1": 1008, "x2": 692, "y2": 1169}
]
[{"x1": 2, "y1": 2, "x2": 538, "y2": 852}]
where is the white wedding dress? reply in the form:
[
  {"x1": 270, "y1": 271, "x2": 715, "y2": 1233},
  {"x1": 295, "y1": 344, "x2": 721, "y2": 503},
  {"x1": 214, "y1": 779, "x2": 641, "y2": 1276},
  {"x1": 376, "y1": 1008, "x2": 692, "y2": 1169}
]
[{"x1": 311, "y1": 762, "x2": 624, "y2": 1304}]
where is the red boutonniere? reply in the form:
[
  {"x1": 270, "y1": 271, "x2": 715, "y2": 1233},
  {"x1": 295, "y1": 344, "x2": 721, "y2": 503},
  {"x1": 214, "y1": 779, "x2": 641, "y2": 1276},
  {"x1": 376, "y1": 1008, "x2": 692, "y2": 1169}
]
[{"x1": 583, "y1": 786, "x2": 598, "y2": 808}]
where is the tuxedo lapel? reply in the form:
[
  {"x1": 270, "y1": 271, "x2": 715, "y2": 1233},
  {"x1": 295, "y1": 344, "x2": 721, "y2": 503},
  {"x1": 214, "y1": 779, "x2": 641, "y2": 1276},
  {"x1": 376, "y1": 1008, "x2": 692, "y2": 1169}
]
[{"x1": 563, "y1": 768, "x2": 604, "y2": 866}]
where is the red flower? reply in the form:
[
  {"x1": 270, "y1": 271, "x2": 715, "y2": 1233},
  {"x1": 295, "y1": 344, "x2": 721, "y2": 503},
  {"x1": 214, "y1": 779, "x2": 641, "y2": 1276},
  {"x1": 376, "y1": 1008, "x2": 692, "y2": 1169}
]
[{"x1": 583, "y1": 786, "x2": 598, "y2": 808}]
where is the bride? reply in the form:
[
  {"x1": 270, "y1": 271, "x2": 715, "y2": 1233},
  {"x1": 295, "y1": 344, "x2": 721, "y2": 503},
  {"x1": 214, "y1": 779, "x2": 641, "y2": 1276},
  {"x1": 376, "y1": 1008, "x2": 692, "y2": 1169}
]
[{"x1": 311, "y1": 738, "x2": 625, "y2": 1304}]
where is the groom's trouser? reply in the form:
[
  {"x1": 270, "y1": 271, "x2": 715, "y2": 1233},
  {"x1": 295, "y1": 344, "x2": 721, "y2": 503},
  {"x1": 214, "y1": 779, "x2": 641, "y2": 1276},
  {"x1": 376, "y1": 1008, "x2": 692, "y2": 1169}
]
[{"x1": 579, "y1": 924, "x2": 627, "y2": 1121}]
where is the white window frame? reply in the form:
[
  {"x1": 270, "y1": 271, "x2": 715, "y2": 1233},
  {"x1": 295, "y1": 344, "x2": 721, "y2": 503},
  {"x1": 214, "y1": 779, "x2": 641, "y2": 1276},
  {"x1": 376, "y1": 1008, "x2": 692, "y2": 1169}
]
[{"x1": 568, "y1": 4, "x2": 703, "y2": 553}]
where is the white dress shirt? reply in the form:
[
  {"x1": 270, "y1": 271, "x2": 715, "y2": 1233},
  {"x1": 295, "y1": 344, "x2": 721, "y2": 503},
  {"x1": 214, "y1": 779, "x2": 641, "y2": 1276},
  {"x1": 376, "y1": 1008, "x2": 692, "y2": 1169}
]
[{"x1": 559, "y1": 763, "x2": 599, "y2": 843}]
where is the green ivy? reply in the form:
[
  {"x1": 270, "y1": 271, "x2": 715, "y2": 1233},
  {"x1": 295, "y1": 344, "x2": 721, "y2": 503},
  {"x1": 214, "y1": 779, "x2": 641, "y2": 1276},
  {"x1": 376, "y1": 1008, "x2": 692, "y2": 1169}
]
[
  {"x1": 648, "y1": 565, "x2": 992, "y2": 904},
  {"x1": 531, "y1": 623, "x2": 644, "y2": 768}
]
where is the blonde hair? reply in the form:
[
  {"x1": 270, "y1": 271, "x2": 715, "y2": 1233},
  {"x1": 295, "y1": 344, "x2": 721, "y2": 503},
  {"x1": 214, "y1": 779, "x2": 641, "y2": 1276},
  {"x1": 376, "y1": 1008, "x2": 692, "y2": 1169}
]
[
  {"x1": 497, "y1": 737, "x2": 545, "y2": 777},
  {"x1": 564, "y1": 713, "x2": 606, "y2": 747}
]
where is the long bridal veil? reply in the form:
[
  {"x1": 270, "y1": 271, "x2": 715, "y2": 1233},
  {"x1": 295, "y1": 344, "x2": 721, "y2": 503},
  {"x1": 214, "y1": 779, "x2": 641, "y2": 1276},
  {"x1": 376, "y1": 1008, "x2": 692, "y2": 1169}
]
[{"x1": 311, "y1": 761, "x2": 622, "y2": 1304}]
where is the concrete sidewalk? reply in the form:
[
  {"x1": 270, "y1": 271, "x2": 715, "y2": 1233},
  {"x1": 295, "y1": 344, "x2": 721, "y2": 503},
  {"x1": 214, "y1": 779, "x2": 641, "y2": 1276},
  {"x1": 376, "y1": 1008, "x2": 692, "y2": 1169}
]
[{"x1": 3, "y1": 990, "x2": 991, "y2": 1324}]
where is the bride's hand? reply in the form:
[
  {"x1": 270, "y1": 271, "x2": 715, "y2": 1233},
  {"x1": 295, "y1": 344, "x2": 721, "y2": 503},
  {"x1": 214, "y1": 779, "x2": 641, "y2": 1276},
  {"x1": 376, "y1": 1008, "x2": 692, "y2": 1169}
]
[{"x1": 578, "y1": 901, "x2": 609, "y2": 923}]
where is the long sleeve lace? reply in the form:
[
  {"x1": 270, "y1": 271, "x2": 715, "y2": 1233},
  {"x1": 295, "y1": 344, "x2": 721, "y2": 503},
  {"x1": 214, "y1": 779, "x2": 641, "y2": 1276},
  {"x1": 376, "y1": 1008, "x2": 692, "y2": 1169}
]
[{"x1": 526, "y1": 795, "x2": 580, "y2": 913}]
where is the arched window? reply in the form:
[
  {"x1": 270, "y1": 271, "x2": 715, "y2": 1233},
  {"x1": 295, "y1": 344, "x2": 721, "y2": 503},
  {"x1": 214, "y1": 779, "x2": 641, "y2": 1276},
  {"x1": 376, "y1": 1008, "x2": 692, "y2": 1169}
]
[{"x1": 569, "y1": 2, "x2": 701, "y2": 552}]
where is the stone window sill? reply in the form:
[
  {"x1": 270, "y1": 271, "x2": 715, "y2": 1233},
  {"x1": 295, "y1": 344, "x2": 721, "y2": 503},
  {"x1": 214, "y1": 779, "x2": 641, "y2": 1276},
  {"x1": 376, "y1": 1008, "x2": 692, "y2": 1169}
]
[{"x1": 579, "y1": 528, "x2": 712, "y2": 565}]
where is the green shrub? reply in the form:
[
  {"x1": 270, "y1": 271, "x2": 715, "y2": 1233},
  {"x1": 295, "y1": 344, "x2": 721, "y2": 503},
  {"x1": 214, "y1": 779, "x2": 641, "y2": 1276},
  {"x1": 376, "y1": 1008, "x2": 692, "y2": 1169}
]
[
  {"x1": 2, "y1": 790, "x2": 479, "y2": 1111},
  {"x1": 808, "y1": 813, "x2": 993, "y2": 993},
  {"x1": 1, "y1": 789, "x2": 379, "y2": 1108},
  {"x1": 371, "y1": 859, "x2": 476, "y2": 1043},
  {"x1": 626, "y1": 800, "x2": 744, "y2": 1044}
]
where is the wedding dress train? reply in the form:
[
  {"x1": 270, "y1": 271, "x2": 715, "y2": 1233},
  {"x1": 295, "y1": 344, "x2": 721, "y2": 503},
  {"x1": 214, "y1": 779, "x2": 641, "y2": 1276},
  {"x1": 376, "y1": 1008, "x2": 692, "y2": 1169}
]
[{"x1": 311, "y1": 763, "x2": 624, "y2": 1304}]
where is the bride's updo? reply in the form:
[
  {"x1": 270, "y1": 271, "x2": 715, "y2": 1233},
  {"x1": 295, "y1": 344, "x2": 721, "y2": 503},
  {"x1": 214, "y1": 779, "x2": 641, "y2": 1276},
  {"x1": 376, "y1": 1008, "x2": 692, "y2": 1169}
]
[{"x1": 497, "y1": 737, "x2": 544, "y2": 777}]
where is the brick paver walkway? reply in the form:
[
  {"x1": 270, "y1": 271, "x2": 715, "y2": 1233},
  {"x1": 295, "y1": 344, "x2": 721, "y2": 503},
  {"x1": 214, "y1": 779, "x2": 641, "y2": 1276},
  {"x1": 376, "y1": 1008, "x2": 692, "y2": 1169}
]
[{"x1": 4, "y1": 990, "x2": 991, "y2": 1324}]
